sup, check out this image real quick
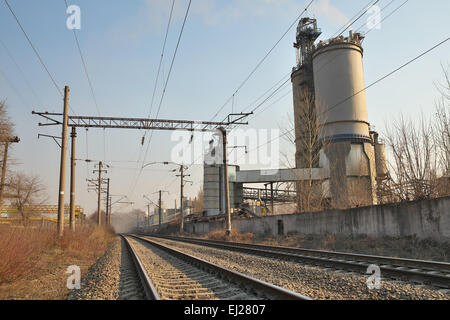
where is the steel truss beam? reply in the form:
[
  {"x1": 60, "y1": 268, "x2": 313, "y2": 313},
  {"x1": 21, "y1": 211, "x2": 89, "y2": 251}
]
[{"x1": 32, "y1": 112, "x2": 251, "y2": 132}]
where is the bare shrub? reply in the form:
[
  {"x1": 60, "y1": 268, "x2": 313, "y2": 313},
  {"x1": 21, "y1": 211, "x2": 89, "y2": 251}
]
[
  {"x1": 0, "y1": 226, "x2": 56, "y2": 284},
  {"x1": 0, "y1": 225, "x2": 115, "y2": 285},
  {"x1": 59, "y1": 225, "x2": 115, "y2": 259},
  {"x1": 6, "y1": 173, "x2": 47, "y2": 223}
]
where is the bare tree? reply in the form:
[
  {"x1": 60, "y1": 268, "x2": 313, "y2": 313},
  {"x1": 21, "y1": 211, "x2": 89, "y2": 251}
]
[
  {"x1": 0, "y1": 101, "x2": 14, "y2": 143},
  {"x1": 433, "y1": 64, "x2": 450, "y2": 196},
  {"x1": 192, "y1": 188, "x2": 204, "y2": 214},
  {"x1": 6, "y1": 173, "x2": 46, "y2": 224},
  {"x1": 282, "y1": 87, "x2": 327, "y2": 212},
  {"x1": 384, "y1": 64, "x2": 450, "y2": 201},
  {"x1": 434, "y1": 64, "x2": 450, "y2": 178}
]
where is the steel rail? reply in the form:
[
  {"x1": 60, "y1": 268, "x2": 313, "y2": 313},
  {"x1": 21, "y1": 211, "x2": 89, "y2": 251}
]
[
  {"x1": 121, "y1": 235, "x2": 161, "y2": 300},
  {"x1": 130, "y1": 235, "x2": 312, "y2": 300},
  {"x1": 147, "y1": 234, "x2": 450, "y2": 288}
]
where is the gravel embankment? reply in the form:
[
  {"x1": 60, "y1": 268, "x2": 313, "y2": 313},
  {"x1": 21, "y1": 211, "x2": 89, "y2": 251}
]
[
  {"x1": 148, "y1": 237, "x2": 450, "y2": 300},
  {"x1": 127, "y1": 237, "x2": 256, "y2": 300},
  {"x1": 68, "y1": 237, "x2": 145, "y2": 300}
]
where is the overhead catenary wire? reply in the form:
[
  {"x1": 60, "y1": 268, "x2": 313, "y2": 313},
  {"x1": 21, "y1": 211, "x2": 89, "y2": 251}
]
[
  {"x1": 133, "y1": 0, "x2": 417, "y2": 205},
  {"x1": 62, "y1": 0, "x2": 106, "y2": 164},
  {"x1": 147, "y1": 1, "x2": 316, "y2": 198},
  {"x1": 353, "y1": 0, "x2": 397, "y2": 33},
  {"x1": 208, "y1": 0, "x2": 315, "y2": 122},
  {"x1": 361, "y1": 0, "x2": 410, "y2": 36},
  {"x1": 242, "y1": 0, "x2": 411, "y2": 123},
  {"x1": 63, "y1": 0, "x2": 101, "y2": 117},
  {"x1": 331, "y1": 0, "x2": 380, "y2": 38},
  {"x1": 236, "y1": 37, "x2": 450, "y2": 163},
  {"x1": 128, "y1": 0, "x2": 176, "y2": 193},
  {"x1": 0, "y1": 38, "x2": 43, "y2": 107},
  {"x1": 127, "y1": 0, "x2": 192, "y2": 201},
  {"x1": 153, "y1": 2, "x2": 330, "y2": 194},
  {"x1": 0, "y1": 65, "x2": 33, "y2": 111}
]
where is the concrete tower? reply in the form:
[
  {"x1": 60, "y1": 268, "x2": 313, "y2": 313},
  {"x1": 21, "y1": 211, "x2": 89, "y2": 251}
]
[
  {"x1": 312, "y1": 31, "x2": 377, "y2": 208},
  {"x1": 291, "y1": 18, "x2": 322, "y2": 170}
]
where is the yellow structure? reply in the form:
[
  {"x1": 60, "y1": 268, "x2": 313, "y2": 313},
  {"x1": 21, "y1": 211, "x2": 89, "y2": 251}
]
[{"x1": 0, "y1": 204, "x2": 85, "y2": 224}]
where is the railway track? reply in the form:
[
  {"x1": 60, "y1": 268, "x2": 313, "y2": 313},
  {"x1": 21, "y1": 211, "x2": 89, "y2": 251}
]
[
  {"x1": 121, "y1": 234, "x2": 312, "y2": 300},
  {"x1": 144, "y1": 234, "x2": 450, "y2": 289},
  {"x1": 121, "y1": 235, "x2": 160, "y2": 300}
]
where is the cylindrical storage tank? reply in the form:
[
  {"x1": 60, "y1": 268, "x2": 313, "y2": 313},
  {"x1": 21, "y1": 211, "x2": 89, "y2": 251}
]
[
  {"x1": 374, "y1": 143, "x2": 388, "y2": 178},
  {"x1": 312, "y1": 39, "x2": 371, "y2": 143}
]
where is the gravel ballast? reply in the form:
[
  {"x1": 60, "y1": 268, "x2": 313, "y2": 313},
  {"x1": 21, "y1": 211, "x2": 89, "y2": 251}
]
[
  {"x1": 68, "y1": 237, "x2": 145, "y2": 300},
  {"x1": 127, "y1": 237, "x2": 257, "y2": 300},
  {"x1": 147, "y1": 237, "x2": 450, "y2": 300}
]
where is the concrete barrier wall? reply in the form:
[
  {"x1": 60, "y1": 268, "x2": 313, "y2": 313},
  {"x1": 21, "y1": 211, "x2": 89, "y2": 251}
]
[{"x1": 177, "y1": 197, "x2": 450, "y2": 242}]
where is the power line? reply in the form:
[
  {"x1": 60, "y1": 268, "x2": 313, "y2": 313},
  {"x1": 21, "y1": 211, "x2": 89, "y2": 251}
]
[
  {"x1": 145, "y1": 0, "x2": 176, "y2": 121},
  {"x1": 139, "y1": 1, "x2": 315, "y2": 196},
  {"x1": 331, "y1": 0, "x2": 380, "y2": 38},
  {"x1": 354, "y1": 0, "x2": 396, "y2": 33},
  {"x1": 0, "y1": 65, "x2": 33, "y2": 111},
  {"x1": 3, "y1": 0, "x2": 77, "y2": 114},
  {"x1": 63, "y1": 0, "x2": 101, "y2": 117},
  {"x1": 362, "y1": 0, "x2": 410, "y2": 36},
  {"x1": 178, "y1": 1, "x2": 317, "y2": 190},
  {"x1": 128, "y1": 0, "x2": 192, "y2": 201},
  {"x1": 137, "y1": 0, "x2": 413, "y2": 198},
  {"x1": 236, "y1": 37, "x2": 450, "y2": 163},
  {"x1": 324, "y1": 37, "x2": 450, "y2": 116},
  {"x1": 0, "y1": 38, "x2": 43, "y2": 106},
  {"x1": 128, "y1": 0, "x2": 176, "y2": 195},
  {"x1": 142, "y1": 0, "x2": 192, "y2": 155}
]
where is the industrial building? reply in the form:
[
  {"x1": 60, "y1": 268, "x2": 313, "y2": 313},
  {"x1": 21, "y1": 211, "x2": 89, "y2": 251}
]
[{"x1": 203, "y1": 18, "x2": 387, "y2": 216}]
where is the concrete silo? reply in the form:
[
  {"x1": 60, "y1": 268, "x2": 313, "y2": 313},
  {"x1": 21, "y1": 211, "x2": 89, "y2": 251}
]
[{"x1": 312, "y1": 31, "x2": 377, "y2": 208}]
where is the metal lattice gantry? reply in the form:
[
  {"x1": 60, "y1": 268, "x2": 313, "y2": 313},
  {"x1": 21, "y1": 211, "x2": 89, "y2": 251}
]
[
  {"x1": 32, "y1": 94, "x2": 252, "y2": 235},
  {"x1": 32, "y1": 112, "x2": 252, "y2": 132}
]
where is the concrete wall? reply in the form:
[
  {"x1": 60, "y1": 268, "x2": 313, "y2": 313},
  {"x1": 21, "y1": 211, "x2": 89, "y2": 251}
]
[{"x1": 179, "y1": 197, "x2": 450, "y2": 242}]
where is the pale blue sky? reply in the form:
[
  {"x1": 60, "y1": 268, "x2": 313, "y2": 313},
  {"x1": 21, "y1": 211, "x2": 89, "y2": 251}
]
[{"x1": 1, "y1": 0, "x2": 449, "y2": 215}]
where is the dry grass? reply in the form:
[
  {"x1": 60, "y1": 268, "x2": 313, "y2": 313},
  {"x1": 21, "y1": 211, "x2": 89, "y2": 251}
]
[
  {"x1": 198, "y1": 229, "x2": 256, "y2": 242},
  {"x1": 0, "y1": 224, "x2": 116, "y2": 299},
  {"x1": 59, "y1": 226, "x2": 115, "y2": 260},
  {"x1": 198, "y1": 229, "x2": 450, "y2": 262},
  {"x1": 0, "y1": 225, "x2": 56, "y2": 284}
]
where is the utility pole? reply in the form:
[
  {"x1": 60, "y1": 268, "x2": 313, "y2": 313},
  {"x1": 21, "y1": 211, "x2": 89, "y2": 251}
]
[
  {"x1": 158, "y1": 190, "x2": 162, "y2": 227},
  {"x1": 69, "y1": 127, "x2": 76, "y2": 231},
  {"x1": 219, "y1": 127, "x2": 232, "y2": 235},
  {"x1": 271, "y1": 182, "x2": 274, "y2": 214},
  {"x1": 87, "y1": 175, "x2": 109, "y2": 225},
  {"x1": 0, "y1": 136, "x2": 20, "y2": 208},
  {"x1": 57, "y1": 86, "x2": 69, "y2": 236},
  {"x1": 153, "y1": 190, "x2": 169, "y2": 227},
  {"x1": 93, "y1": 161, "x2": 104, "y2": 226},
  {"x1": 147, "y1": 204, "x2": 150, "y2": 228},
  {"x1": 176, "y1": 165, "x2": 190, "y2": 232},
  {"x1": 108, "y1": 195, "x2": 112, "y2": 225}
]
